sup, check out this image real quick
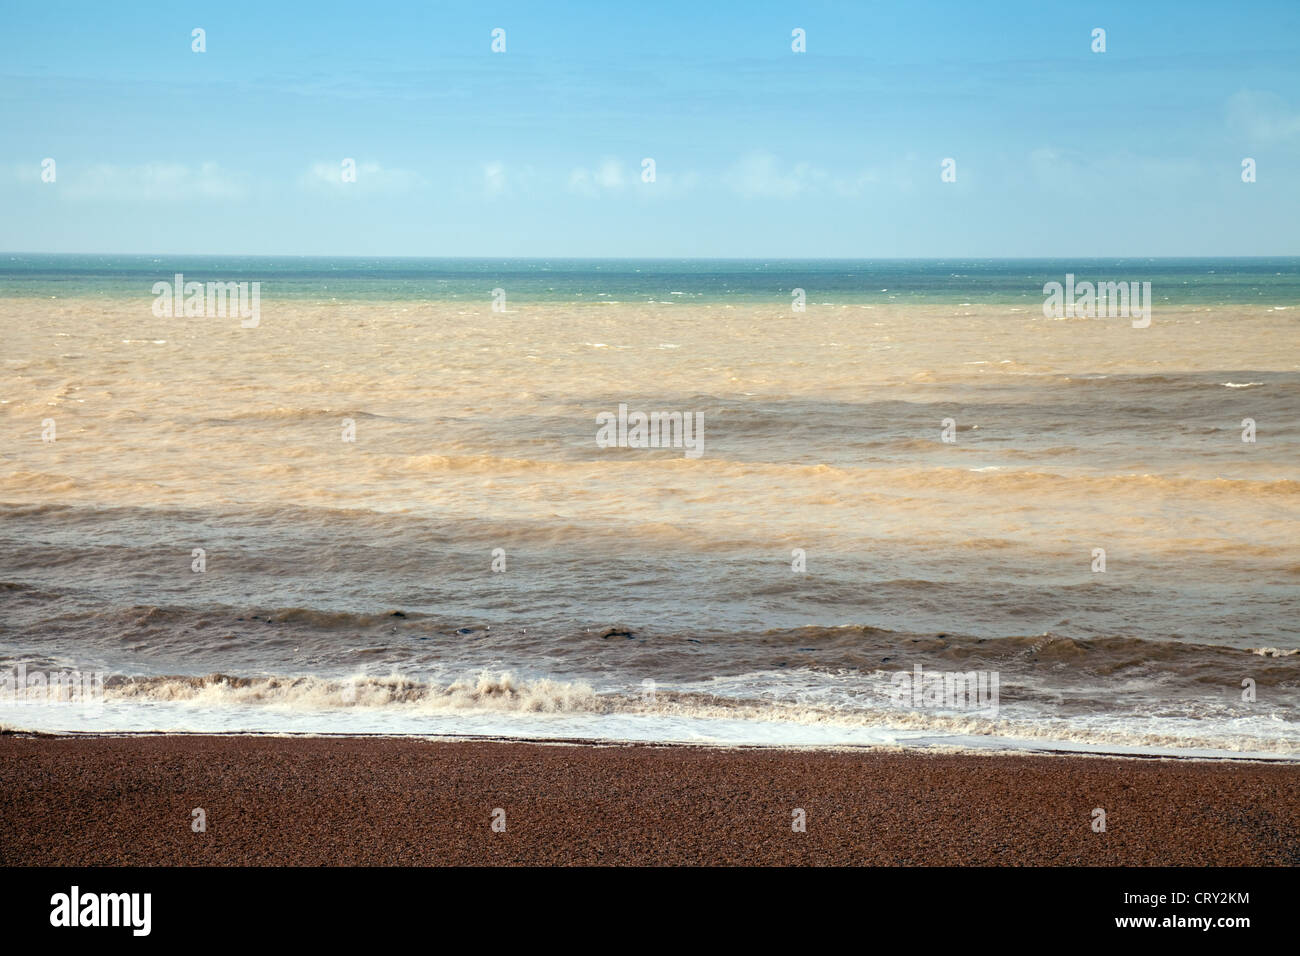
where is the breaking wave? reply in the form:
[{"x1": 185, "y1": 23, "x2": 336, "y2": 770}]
[
  {"x1": 80, "y1": 668, "x2": 1300, "y2": 757},
  {"x1": 109, "y1": 671, "x2": 603, "y2": 714}
]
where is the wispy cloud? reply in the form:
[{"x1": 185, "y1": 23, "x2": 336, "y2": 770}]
[
  {"x1": 724, "y1": 153, "x2": 822, "y2": 199},
  {"x1": 481, "y1": 161, "x2": 538, "y2": 198},
  {"x1": 723, "y1": 152, "x2": 882, "y2": 199},
  {"x1": 22, "y1": 162, "x2": 248, "y2": 201},
  {"x1": 483, "y1": 161, "x2": 508, "y2": 197},
  {"x1": 299, "y1": 161, "x2": 424, "y2": 196},
  {"x1": 567, "y1": 158, "x2": 629, "y2": 197},
  {"x1": 1227, "y1": 90, "x2": 1300, "y2": 144}
]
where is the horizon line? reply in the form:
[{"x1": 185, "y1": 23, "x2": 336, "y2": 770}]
[{"x1": 5, "y1": 252, "x2": 1300, "y2": 262}]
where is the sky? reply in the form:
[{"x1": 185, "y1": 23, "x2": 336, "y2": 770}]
[{"x1": 2, "y1": 0, "x2": 1299, "y2": 257}]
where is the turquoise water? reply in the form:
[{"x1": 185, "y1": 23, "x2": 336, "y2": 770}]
[{"x1": 2, "y1": 255, "x2": 1298, "y2": 304}]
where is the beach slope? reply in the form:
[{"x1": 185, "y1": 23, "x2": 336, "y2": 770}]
[{"x1": 1, "y1": 735, "x2": 1296, "y2": 866}]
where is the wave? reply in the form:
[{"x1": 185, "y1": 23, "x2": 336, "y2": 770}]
[
  {"x1": 78, "y1": 668, "x2": 1300, "y2": 756},
  {"x1": 108, "y1": 671, "x2": 602, "y2": 713},
  {"x1": 5, "y1": 589, "x2": 1299, "y2": 680},
  {"x1": 875, "y1": 468, "x2": 1300, "y2": 498},
  {"x1": 196, "y1": 408, "x2": 392, "y2": 425}
]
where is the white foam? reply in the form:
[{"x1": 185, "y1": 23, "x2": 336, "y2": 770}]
[
  {"x1": 1, "y1": 700, "x2": 1292, "y2": 761},
  {"x1": 3, "y1": 666, "x2": 1296, "y2": 761}
]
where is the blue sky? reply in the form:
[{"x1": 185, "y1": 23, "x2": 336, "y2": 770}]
[{"x1": 2, "y1": 0, "x2": 1298, "y2": 256}]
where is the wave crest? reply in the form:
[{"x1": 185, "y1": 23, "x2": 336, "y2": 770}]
[{"x1": 109, "y1": 671, "x2": 602, "y2": 714}]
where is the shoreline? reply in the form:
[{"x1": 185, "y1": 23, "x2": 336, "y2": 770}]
[
  {"x1": 4, "y1": 728, "x2": 1298, "y2": 764},
  {"x1": 3, "y1": 733, "x2": 1297, "y2": 865}
]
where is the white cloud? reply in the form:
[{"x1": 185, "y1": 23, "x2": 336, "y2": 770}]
[
  {"x1": 299, "y1": 160, "x2": 424, "y2": 195},
  {"x1": 39, "y1": 162, "x2": 247, "y2": 201},
  {"x1": 646, "y1": 168, "x2": 701, "y2": 198},
  {"x1": 830, "y1": 168, "x2": 882, "y2": 197},
  {"x1": 722, "y1": 152, "x2": 882, "y2": 199},
  {"x1": 483, "y1": 161, "x2": 507, "y2": 197},
  {"x1": 724, "y1": 152, "x2": 823, "y2": 199},
  {"x1": 481, "y1": 161, "x2": 538, "y2": 198},
  {"x1": 1227, "y1": 90, "x2": 1300, "y2": 144},
  {"x1": 568, "y1": 158, "x2": 628, "y2": 197}
]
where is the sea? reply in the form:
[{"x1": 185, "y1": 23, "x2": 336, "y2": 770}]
[{"x1": 1, "y1": 255, "x2": 1297, "y2": 758}]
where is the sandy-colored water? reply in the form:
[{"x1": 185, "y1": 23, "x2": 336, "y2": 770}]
[{"x1": 2, "y1": 296, "x2": 1297, "y2": 751}]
